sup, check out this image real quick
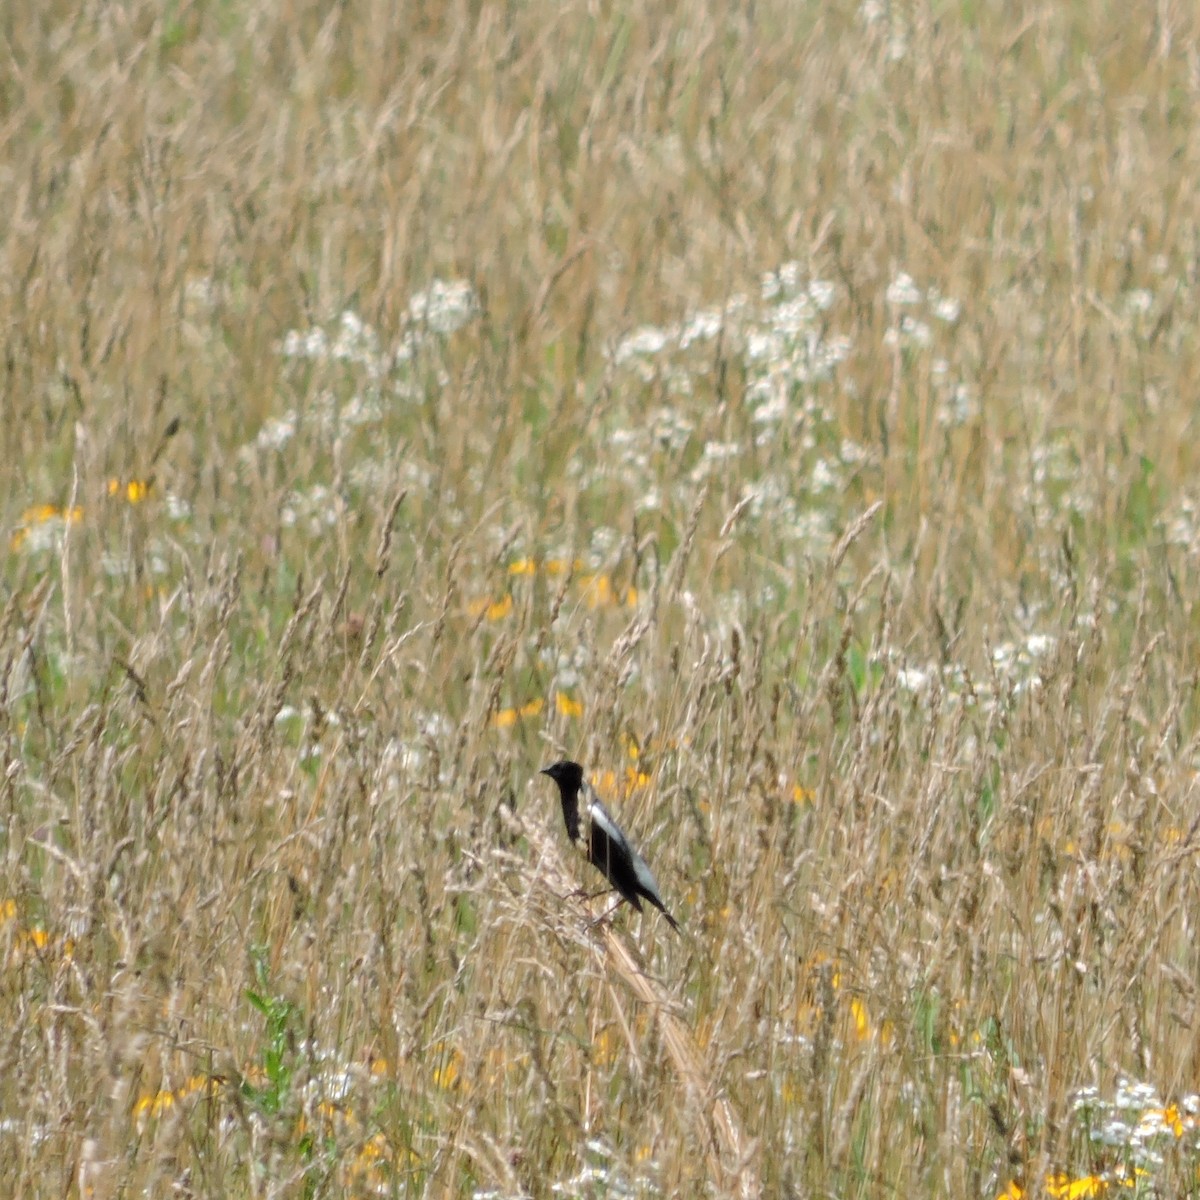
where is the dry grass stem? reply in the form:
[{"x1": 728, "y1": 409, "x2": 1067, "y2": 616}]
[{"x1": 5, "y1": 2, "x2": 1200, "y2": 1197}]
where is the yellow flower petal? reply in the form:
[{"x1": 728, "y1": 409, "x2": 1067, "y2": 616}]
[
  {"x1": 432, "y1": 1044, "x2": 464, "y2": 1090},
  {"x1": 468, "y1": 594, "x2": 514, "y2": 620},
  {"x1": 851, "y1": 997, "x2": 870, "y2": 1040},
  {"x1": 578, "y1": 573, "x2": 609, "y2": 607},
  {"x1": 624, "y1": 766, "x2": 650, "y2": 793},
  {"x1": 22, "y1": 504, "x2": 63, "y2": 525},
  {"x1": 1045, "y1": 1173, "x2": 1107, "y2": 1199},
  {"x1": 545, "y1": 558, "x2": 584, "y2": 576},
  {"x1": 487, "y1": 595, "x2": 513, "y2": 620},
  {"x1": 494, "y1": 697, "x2": 545, "y2": 729}
]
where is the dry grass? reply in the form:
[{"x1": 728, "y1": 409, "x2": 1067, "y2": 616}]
[{"x1": 5, "y1": 0, "x2": 1200, "y2": 1196}]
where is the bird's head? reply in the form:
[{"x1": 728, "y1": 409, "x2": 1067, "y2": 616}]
[
  {"x1": 540, "y1": 760, "x2": 585, "y2": 843},
  {"x1": 539, "y1": 759, "x2": 583, "y2": 795}
]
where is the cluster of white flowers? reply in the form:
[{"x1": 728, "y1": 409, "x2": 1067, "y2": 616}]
[
  {"x1": 280, "y1": 483, "x2": 341, "y2": 536},
  {"x1": 883, "y1": 272, "x2": 962, "y2": 352},
  {"x1": 238, "y1": 279, "x2": 482, "y2": 531},
  {"x1": 279, "y1": 279, "x2": 479, "y2": 376},
  {"x1": 889, "y1": 632, "x2": 1055, "y2": 705},
  {"x1": 405, "y1": 277, "x2": 479, "y2": 335},
  {"x1": 1073, "y1": 1078, "x2": 1200, "y2": 1171},
  {"x1": 611, "y1": 264, "x2": 846, "y2": 425},
  {"x1": 544, "y1": 1136, "x2": 657, "y2": 1199},
  {"x1": 280, "y1": 309, "x2": 384, "y2": 375}
]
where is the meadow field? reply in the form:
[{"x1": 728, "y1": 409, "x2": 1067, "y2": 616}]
[{"x1": 5, "y1": 1, "x2": 1200, "y2": 1196}]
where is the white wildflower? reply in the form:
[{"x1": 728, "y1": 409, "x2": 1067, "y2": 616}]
[
  {"x1": 407, "y1": 279, "x2": 479, "y2": 334},
  {"x1": 886, "y1": 272, "x2": 923, "y2": 305},
  {"x1": 615, "y1": 325, "x2": 671, "y2": 362}
]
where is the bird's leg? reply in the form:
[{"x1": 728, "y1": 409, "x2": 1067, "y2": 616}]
[
  {"x1": 555, "y1": 885, "x2": 614, "y2": 903},
  {"x1": 587, "y1": 897, "x2": 625, "y2": 929}
]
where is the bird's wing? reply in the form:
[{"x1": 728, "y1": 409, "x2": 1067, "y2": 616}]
[
  {"x1": 585, "y1": 794, "x2": 627, "y2": 850},
  {"x1": 588, "y1": 795, "x2": 662, "y2": 896}
]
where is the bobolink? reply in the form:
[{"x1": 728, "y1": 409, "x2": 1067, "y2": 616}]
[{"x1": 539, "y1": 760, "x2": 680, "y2": 931}]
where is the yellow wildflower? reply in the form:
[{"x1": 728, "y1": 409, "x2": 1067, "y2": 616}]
[
  {"x1": 493, "y1": 698, "x2": 544, "y2": 728},
  {"x1": 107, "y1": 479, "x2": 151, "y2": 503},
  {"x1": 432, "y1": 1043, "x2": 464, "y2": 1091},
  {"x1": 850, "y1": 997, "x2": 870, "y2": 1041},
  {"x1": 468, "y1": 594, "x2": 513, "y2": 621}
]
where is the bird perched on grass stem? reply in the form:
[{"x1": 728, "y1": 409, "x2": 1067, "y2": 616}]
[{"x1": 539, "y1": 760, "x2": 680, "y2": 932}]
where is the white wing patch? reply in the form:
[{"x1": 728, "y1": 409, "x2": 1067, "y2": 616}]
[
  {"x1": 586, "y1": 797, "x2": 623, "y2": 843},
  {"x1": 588, "y1": 797, "x2": 661, "y2": 894}
]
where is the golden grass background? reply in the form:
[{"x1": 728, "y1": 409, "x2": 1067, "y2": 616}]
[{"x1": 5, "y1": 1, "x2": 1200, "y2": 1196}]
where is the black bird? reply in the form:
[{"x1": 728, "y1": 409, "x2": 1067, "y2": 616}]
[{"x1": 539, "y1": 760, "x2": 680, "y2": 931}]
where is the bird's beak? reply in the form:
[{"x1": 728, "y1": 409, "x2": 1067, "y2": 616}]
[{"x1": 538, "y1": 766, "x2": 552, "y2": 777}]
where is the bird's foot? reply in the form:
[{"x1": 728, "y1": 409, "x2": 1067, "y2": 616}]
[
  {"x1": 553, "y1": 886, "x2": 588, "y2": 902},
  {"x1": 587, "y1": 899, "x2": 624, "y2": 929},
  {"x1": 555, "y1": 886, "x2": 614, "y2": 904}
]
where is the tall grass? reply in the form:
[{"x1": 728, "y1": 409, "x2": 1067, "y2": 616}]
[{"x1": 4, "y1": 1, "x2": 1200, "y2": 1196}]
